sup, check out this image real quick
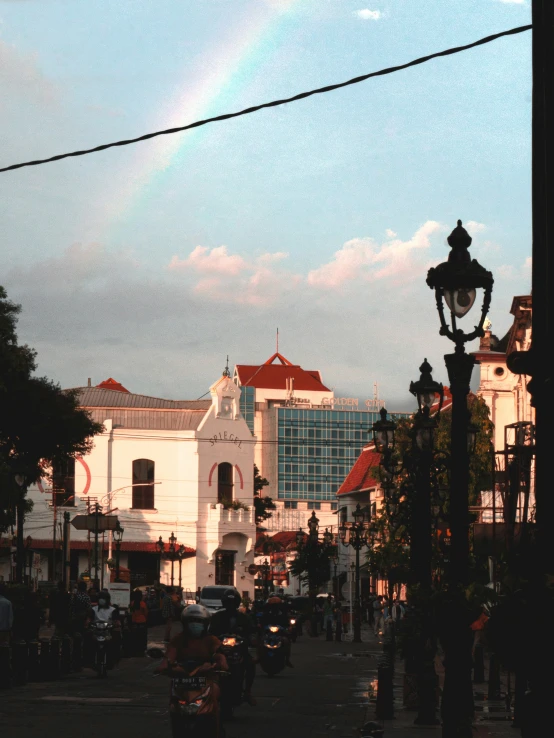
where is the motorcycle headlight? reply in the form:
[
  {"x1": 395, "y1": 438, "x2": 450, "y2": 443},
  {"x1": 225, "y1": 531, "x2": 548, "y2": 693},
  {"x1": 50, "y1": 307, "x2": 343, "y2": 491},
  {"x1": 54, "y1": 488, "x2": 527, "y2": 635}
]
[
  {"x1": 269, "y1": 626, "x2": 279, "y2": 633},
  {"x1": 222, "y1": 637, "x2": 237, "y2": 647},
  {"x1": 290, "y1": 619, "x2": 296, "y2": 625}
]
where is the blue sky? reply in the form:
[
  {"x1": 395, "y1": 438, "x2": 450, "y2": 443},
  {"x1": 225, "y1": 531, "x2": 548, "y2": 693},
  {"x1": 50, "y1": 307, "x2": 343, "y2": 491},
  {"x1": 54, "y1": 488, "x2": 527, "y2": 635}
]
[{"x1": 0, "y1": 0, "x2": 532, "y2": 410}]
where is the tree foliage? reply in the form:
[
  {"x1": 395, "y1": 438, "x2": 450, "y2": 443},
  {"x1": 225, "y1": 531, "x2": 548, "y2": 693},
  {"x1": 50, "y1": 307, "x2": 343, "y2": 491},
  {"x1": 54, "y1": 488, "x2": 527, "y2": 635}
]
[
  {"x1": 0, "y1": 286, "x2": 103, "y2": 533},
  {"x1": 253, "y1": 464, "x2": 276, "y2": 525},
  {"x1": 289, "y1": 536, "x2": 336, "y2": 592}
]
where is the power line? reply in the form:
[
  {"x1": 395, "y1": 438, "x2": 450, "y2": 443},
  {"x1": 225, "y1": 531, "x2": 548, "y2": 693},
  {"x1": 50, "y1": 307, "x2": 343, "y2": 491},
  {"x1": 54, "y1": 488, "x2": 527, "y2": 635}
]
[{"x1": 0, "y1": 24, "x2": 531, "y2": 175}]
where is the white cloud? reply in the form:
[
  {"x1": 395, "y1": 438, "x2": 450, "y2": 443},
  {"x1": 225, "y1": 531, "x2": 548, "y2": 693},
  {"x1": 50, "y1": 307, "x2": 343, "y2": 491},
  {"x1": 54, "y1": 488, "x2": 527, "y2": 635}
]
[
  {"x1": 169, "y1": 245, "x2": 248, "y2": 276},
  {"x1": 495, "y1": 0, "x2": 525, "y2": 5},
  {"x1": 0, "y1": 39, "x2": 58, "y2": 107},
  {"x1": 385, "y1": 229, "x2": 397, "y2": 238},
  {"x1": 355, "y1": 9, "x2": 382, "y2": 20},
  {"x1": 307, "y1": 221, "x2": 442, "y2": 289},
  {"x1": 465, "y1": 221, "x2": 487, "y2": 234}
]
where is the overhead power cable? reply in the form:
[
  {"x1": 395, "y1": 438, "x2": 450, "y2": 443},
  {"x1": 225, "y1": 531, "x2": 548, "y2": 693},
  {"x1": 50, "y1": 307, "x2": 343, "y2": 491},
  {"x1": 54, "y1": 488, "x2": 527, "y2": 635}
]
[{"x1": 0, "y1": 24, "x2": 531, "y2": 175}]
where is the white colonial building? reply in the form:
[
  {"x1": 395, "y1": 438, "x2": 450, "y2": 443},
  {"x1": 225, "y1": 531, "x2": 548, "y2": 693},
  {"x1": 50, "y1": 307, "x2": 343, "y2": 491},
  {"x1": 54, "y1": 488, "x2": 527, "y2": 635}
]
[{"x1": 1, "y1": 371, "x2": 257, "y2": 598}]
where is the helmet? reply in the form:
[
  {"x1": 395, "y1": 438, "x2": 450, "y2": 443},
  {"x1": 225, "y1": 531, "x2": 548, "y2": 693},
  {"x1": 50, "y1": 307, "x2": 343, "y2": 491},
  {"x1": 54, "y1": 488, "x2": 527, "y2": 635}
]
[
  {"x1": 181, "y1": 604, "x2": 210, "y2": 627},
  {"x1": 267, "y1": 595, "x2": 283, "y2": 605},
  {"x1": 221, "y1": 589, "x2": 241, "y2": 611}
]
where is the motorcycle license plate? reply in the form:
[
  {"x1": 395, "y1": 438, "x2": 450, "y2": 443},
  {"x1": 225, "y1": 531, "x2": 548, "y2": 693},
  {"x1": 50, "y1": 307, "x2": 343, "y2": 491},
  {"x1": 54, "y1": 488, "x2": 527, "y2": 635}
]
[{"x1": 174, "y1": 676, "x2": 207, "y2": 689}]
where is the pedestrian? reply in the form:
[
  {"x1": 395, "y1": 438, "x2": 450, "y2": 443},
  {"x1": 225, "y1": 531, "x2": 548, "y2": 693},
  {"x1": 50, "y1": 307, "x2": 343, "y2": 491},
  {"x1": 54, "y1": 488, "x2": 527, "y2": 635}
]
[
  {"x1": 390, "y1": 599, "x2": 405, "y2": 622},
  {"x1": 129, "y1": 589, "x2": 149, "y2": 655},
  {"x1": 162, "y1": 586, "x2": 177, "y2": 642},
  {"x1": 373, "y1": 595, "x2": 384, "y2": 636},
  {"x1": 0, "y1": 583, "x2": 14, "y2": 645},
  {"x1": 48, "y1": 581, "x2": 72, "y2": 637},
  {"x1": 367, "y1": 594, "x2": 376, "y2": 628},
  {"x1": 470, "y1": 607, "x2": 489, "y2": 658},
  {"x1": 72, "y1": 580, "x2": 92, "y2": 636},
  {"x1": 322, "y1": 596, "x2": 334, "y2": 633}
]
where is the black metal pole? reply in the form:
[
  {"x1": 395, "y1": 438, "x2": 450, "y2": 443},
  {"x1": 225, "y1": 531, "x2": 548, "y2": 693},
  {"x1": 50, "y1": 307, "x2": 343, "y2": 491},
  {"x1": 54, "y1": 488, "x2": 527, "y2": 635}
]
[
  {"x1": 15, "y1": 491, "x2": 26, "y2": 584},
  {"x1": 93, "y1": 504, "x2": 100, "y2": 587},
  {"x1": 115, "y1": 541, "x2": 121, "y2": 582},
  {"x1": 171, "y1": 558, "x2": 174, "y2": 587},
  {"x1": 63, "y1": 511, "x2": 71, "y2": 591},
  {"x1": 440, "y1": 346, "x2": 475, "y2": 738},
  {"x1": 179, "y1": 558, "x2": 182, "y2": 588},
  {"x1": 353, "y1": 544, "x2": 361, "y2": 642}
]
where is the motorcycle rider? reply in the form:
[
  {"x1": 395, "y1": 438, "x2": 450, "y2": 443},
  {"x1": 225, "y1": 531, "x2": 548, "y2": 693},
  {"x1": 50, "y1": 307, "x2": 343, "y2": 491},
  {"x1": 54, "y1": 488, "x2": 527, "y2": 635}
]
[
  {"x1": 209, "y1": 589, "x2": 257, "y2": 706},
  {"x1": 260, "y1": 595, "x2": 293, "y2": 668}
]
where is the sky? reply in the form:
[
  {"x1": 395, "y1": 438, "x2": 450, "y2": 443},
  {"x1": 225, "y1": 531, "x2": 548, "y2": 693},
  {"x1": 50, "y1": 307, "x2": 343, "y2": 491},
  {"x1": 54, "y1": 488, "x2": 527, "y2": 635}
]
[{"x1": 0, "y1": 0, "x2": 532, "y2": 412}]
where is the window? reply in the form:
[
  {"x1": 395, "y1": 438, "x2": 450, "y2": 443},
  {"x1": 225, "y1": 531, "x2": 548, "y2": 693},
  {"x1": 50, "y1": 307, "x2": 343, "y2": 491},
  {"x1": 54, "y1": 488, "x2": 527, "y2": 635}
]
[
  {"x1": 132, "y1": 459, "x2": 155, "y2": 509},
  {"x1": 331, "y1": 503, "x2": 338, "y2": 511},
  {"x1": 284, "y1": 501, "x2": 298, "y2": 509},
  {"x1": 52, "y1": 458, "x2": 76, "y2": 507},
  {"x1": 217, "y1": 462, "x2": 234, "y2": 504},
  {"x1": 307, "y1": 502, "x2": 321, "y2": 510}
]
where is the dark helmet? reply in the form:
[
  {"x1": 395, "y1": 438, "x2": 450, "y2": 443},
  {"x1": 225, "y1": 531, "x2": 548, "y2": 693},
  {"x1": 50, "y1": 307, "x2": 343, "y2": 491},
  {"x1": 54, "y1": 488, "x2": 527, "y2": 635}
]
[{"x1": 222, "y1": 589, "x2": 241, "y2": 611}]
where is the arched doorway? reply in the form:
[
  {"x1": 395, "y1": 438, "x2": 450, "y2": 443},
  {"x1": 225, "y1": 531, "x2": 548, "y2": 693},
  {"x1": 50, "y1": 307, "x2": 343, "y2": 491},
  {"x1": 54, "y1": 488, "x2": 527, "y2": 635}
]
[{"x1": 217, "y1": 462, "x2": 233, "y2": 504}]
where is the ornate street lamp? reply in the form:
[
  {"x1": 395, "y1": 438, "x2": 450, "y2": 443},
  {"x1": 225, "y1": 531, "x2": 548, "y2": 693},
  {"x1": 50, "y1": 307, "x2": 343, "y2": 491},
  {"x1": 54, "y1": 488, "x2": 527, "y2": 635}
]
[
  {"x1": 177, "y1": 544, "x2": 186, "y2": 589},
  {"x1": 307, "y1": 510, "x2": 319, "y2": 539},
  {"x1": 426, "y1": 220, "x2": 493, "y2": 738},
  {"x1": 156, "y1": 535, "x2": 165, "y2": 583},
  {"x1": 169, "y1": 532, "x2": 177, "y2": 586},
  {"x1": 339, "y1": 503, "x2": 370, "y2": 643},
  {"x1": 113, "y1": 523, "x2": 124, "y2": 582}
]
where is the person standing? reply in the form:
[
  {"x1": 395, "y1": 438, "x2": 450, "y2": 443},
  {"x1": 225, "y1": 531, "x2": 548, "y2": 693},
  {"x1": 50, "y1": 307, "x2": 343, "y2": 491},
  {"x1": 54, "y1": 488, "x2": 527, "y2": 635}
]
[
  {"x1": 162, "y1": 586, "x2": 177, "y2": 642},
  {"x1": 322, "y1": 596, "x2": 334, "y2": 633},
  {"x1": 129, "y1": 589, "x2": 149, "y2": 655},
  {"x1": 0, "y1": 584, "x2": 14, "y2": 645}
]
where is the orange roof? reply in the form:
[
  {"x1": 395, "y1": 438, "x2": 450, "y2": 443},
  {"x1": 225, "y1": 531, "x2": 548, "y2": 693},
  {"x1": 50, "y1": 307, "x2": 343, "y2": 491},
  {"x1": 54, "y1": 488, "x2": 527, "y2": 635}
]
[
  {"x1": 96, "y1": 377, "x2": 130, "y2": 393},
  {"x1": 236, "y1": 352, "x2": 330, "y2": 392},
  {"x1": 337, "y1": 444, "x2": 381, "y2": 496}
]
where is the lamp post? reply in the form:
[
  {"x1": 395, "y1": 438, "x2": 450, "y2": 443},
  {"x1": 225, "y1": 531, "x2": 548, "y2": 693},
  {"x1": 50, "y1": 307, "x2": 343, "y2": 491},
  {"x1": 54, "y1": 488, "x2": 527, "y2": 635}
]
[
  {"x1": 177, "y1": 544, "x2": 186, "y2": 589},
  {"x1": 113, "y1": 523, "x2": 124, "y2": 582},
  {"x1": 168, "y1": 532, "x2": 177, "y2": 587},
  {"x1": 262, "y1": 558, "x2": 270, "y2": 599},
  {"x1": 14, "y1": 474, "x2": 27, "y2": 584},
  {"x1": 339, "y1": 503, "x2": 370, "y2": 643},
  {"x1": 426, "y1": 219, "x2": 493, "y2": 738},
  {"x1": 156, "y1": 536, "x2": 165, "y2": 583}
]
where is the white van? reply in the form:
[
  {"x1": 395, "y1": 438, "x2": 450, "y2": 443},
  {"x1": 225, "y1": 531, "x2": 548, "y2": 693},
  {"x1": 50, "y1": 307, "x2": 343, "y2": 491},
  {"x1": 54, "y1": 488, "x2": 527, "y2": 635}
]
[{"x1": 197, "y1": 585, "x2": 241, "y2": 613}]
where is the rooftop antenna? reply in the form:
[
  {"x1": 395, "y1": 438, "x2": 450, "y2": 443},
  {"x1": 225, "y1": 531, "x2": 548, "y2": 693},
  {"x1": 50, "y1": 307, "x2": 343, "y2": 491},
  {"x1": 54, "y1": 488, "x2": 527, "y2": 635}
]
[
  {"x1": 223, "y1": 355, "x2": 231, "y2": 378},
  {"x1": 276, "y1": 327, "x2": 279, "y2": 353}
]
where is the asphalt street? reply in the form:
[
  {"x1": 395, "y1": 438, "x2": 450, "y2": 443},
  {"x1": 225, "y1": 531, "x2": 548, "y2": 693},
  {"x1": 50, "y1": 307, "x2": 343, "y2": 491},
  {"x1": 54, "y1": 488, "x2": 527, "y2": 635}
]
[{"x1": 0, "y1": 625, "x2": 517, "y2": 738}]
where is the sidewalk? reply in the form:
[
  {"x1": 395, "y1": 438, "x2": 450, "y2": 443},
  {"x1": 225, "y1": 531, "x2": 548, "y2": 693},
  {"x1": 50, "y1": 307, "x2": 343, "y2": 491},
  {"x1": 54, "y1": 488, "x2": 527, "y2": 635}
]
[{"x1": 358, "y1": 624, "x2": 517, "y2": 737}]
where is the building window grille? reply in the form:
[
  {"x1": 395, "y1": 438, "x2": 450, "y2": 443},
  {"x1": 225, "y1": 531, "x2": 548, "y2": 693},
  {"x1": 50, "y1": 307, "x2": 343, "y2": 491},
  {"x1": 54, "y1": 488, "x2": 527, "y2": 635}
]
[
  {"x1": 132, "y1": 459, "x2": 155, "y2": 509},
  {"x1": 52, "y1": 457, "x2": 76, "y2": 507},
  {"x1": 217, "y1": 462, "x2": 234, "y2": 504}
]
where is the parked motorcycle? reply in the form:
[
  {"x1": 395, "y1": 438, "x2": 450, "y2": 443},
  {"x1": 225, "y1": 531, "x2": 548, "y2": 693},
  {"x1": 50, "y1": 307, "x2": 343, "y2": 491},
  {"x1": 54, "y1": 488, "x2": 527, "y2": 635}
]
[
  {"x1": 259, "y1": 624, "x2": 286, "y2": 676},
  {"x1": 218, "y1": 633, "x2": 246, "y2": 718},
  {"x1": 148, "y1": 648, "x2": 225, "y2": 738},
  {"x1": 89, "y1": 620, "x2": 112, "y2": 678}
]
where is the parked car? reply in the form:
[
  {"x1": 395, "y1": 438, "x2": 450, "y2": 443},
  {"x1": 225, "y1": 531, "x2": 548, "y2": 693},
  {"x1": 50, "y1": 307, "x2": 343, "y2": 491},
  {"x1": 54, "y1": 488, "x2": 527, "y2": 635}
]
[{"x1": 197, "y1": 585, "x2": 241, "y2": 613}]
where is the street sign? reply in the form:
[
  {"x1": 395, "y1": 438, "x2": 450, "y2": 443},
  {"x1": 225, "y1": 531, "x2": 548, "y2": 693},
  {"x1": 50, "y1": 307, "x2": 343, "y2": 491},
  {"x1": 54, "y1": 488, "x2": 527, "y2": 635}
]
[
  {"x1": 71, "y1": 514, "x2": 119, "y2": 532},
  {"x1": 247, "y1": 564, "x2": 258, "y2": 575},
  {"x1": 108, "y1": 583, "x2": 131, "y2": 609}
]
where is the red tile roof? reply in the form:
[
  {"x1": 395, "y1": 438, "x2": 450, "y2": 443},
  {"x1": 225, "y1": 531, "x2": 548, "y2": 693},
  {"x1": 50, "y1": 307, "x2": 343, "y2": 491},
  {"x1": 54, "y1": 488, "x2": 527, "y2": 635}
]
[
  {"x1": 337, "y1": 444, "x2": 381, "y2": 496},
  {"x1": 236, "y1": 352, "x2": 330, "y2": 392},
  {"x1": 255, "y1": 530, "x2": 298, "y2": 553},
  {"x1": 96, "y1": 378, "x2": 130, "y2": 393}
]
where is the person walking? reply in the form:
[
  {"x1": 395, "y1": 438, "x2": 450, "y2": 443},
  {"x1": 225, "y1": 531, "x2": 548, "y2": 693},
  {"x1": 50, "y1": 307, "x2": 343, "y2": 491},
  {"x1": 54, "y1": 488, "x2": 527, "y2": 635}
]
[
  {"x1": 129, "y1": 589, "x2": 149, "y2": 655},
  {"x1": 373, "y1": 596, "x2": 384, "y2": 636},
  {"x1": 322, "y1": 596, "x2": 334, "y2": 634},
  {"x1": 0, "y1": 584, "x2": 14, "y2": 645}
]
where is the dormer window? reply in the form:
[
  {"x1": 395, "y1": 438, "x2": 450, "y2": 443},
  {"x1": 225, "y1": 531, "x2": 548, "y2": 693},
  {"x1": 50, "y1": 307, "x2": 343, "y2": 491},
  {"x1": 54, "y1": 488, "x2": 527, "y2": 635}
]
[{"x1": 221, "y1": 395, "x2": 233, "y2": 419}]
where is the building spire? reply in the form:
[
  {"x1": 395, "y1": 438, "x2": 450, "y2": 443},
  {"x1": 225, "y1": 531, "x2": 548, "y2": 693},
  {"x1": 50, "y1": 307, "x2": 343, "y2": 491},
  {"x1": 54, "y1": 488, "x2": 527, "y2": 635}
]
[
  {"x1": 223, "y1": 355, "x2": 231, "y2": 378},
  {"x1": 276, "y1": 327, "x2": 279, "y2": 353}
]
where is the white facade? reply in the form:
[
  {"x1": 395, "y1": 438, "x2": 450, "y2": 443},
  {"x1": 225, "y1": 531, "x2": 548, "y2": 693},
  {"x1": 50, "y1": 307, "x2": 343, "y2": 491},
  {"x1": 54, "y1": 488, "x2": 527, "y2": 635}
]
[{"x1": 1, "y1": 373, "x2": 257, "y2": 597}]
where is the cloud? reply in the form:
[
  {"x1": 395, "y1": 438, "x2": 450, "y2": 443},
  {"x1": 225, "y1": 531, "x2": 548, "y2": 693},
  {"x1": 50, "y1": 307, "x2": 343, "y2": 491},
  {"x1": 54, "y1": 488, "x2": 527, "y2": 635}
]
[
  {"x1": 495, "y1": 0, "x2": 525, "y2": 5},
  {"x1": 355, "y1": 9, "x2": 382, "y2": 20},
  {"x1": 168, "y1": 245, "x2": 295, "y2": 305},
  {"x1": 306, "y1": 221, "x2": 442, "y2": 289},
  {"x1": 0, "y1": 39, "x2": 58, "y2": 107},
  {"x1": 465, "y1": 221, "x2": 487, "y2": 234},
  {"x1": 385, "y1": 229, "x2": 397, "y2": 238}
]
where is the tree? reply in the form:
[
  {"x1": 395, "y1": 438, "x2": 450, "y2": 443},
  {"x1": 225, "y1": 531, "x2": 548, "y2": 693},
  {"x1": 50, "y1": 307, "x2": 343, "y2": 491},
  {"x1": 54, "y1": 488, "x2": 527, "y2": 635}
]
[
  {"x1": 289, "y1": 534, "x2": 336, "y2": 592},
  {"x1": 253, "y1": 464, "x2": 276, "y2": 525},
  {"x1": 0, "y1": 287, "x2": 103, "y2": 550}
]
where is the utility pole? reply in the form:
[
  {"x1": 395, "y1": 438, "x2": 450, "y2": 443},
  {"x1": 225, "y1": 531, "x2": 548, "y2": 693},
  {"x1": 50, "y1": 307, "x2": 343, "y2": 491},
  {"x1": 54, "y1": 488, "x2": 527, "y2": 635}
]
[
  {"x1": 52, "y1": 487, "x2": 58, "y2": 582},
  {"x1": 63, "y1": 511, "x2": 71, "y2": 590}
]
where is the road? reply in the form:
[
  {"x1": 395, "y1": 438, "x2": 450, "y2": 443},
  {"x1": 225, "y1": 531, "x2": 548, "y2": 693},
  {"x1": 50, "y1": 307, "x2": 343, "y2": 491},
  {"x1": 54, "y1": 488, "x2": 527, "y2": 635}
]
[{"x1": 0, "y1": 627, "x2": 381, "y2": 738}]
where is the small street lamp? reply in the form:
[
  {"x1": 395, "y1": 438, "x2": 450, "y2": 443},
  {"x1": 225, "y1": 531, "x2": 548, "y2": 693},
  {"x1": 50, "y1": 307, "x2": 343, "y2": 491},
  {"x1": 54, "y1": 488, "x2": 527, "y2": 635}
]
[
  {"x1": 262, "y1": 558, "x2": 270, "y2": 599},
  {"x1": 113, "y1": 523, "x2": 124, "y2": 582},
  {"x1": 156, "y1": 536, "x2": 165, "y2": 583},
  {"x1": 339, "y1": 503, "x2": 370, "y2": 643},
  {"x1": 177, "y1": 544, "x2": 186, "y2": 589},
  {"x1": 168, "y1": 531, "x2": 177, "y2": 587},
  {"x1": 426, "y1": 219, "x2": 493, "y2": 738}
]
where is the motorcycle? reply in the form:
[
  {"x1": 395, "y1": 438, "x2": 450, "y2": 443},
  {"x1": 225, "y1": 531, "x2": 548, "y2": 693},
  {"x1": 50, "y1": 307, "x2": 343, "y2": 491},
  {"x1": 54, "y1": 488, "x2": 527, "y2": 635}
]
[
  {"x1": 89, "y1": 620, "x2": 112, "y2": 678},
  {"x1": 148, "y1": 649, "x2": 225, "y2": 738},
  {"x1": 287, "y1": 615, "x2": 298, "y2": 643},
  {"x1": 218, "y1": 633, "x2": 246, "y2": 718},
  {"x1": 259, "y1": 624, "x2": 286, "y2": 677}
]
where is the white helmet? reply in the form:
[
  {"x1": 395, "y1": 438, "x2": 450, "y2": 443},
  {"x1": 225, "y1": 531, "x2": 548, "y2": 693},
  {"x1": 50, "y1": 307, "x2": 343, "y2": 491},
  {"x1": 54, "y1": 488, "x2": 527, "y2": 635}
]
[{"x1": 181, "y1": 604, "x2": 211, "y2": 626}]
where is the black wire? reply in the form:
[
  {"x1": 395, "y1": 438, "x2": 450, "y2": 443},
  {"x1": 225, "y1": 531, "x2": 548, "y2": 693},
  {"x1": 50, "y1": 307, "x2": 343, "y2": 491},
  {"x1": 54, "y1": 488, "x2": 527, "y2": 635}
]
[{"x1": 0, "y1": 25, "x2": 531, "y2": 175}]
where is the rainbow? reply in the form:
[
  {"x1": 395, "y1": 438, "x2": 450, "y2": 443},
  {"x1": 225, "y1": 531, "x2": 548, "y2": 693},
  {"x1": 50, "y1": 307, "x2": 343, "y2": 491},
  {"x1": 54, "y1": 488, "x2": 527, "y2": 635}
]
[{"x1": 97, "y1": 0, "x2": 300, "y2": 236}]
